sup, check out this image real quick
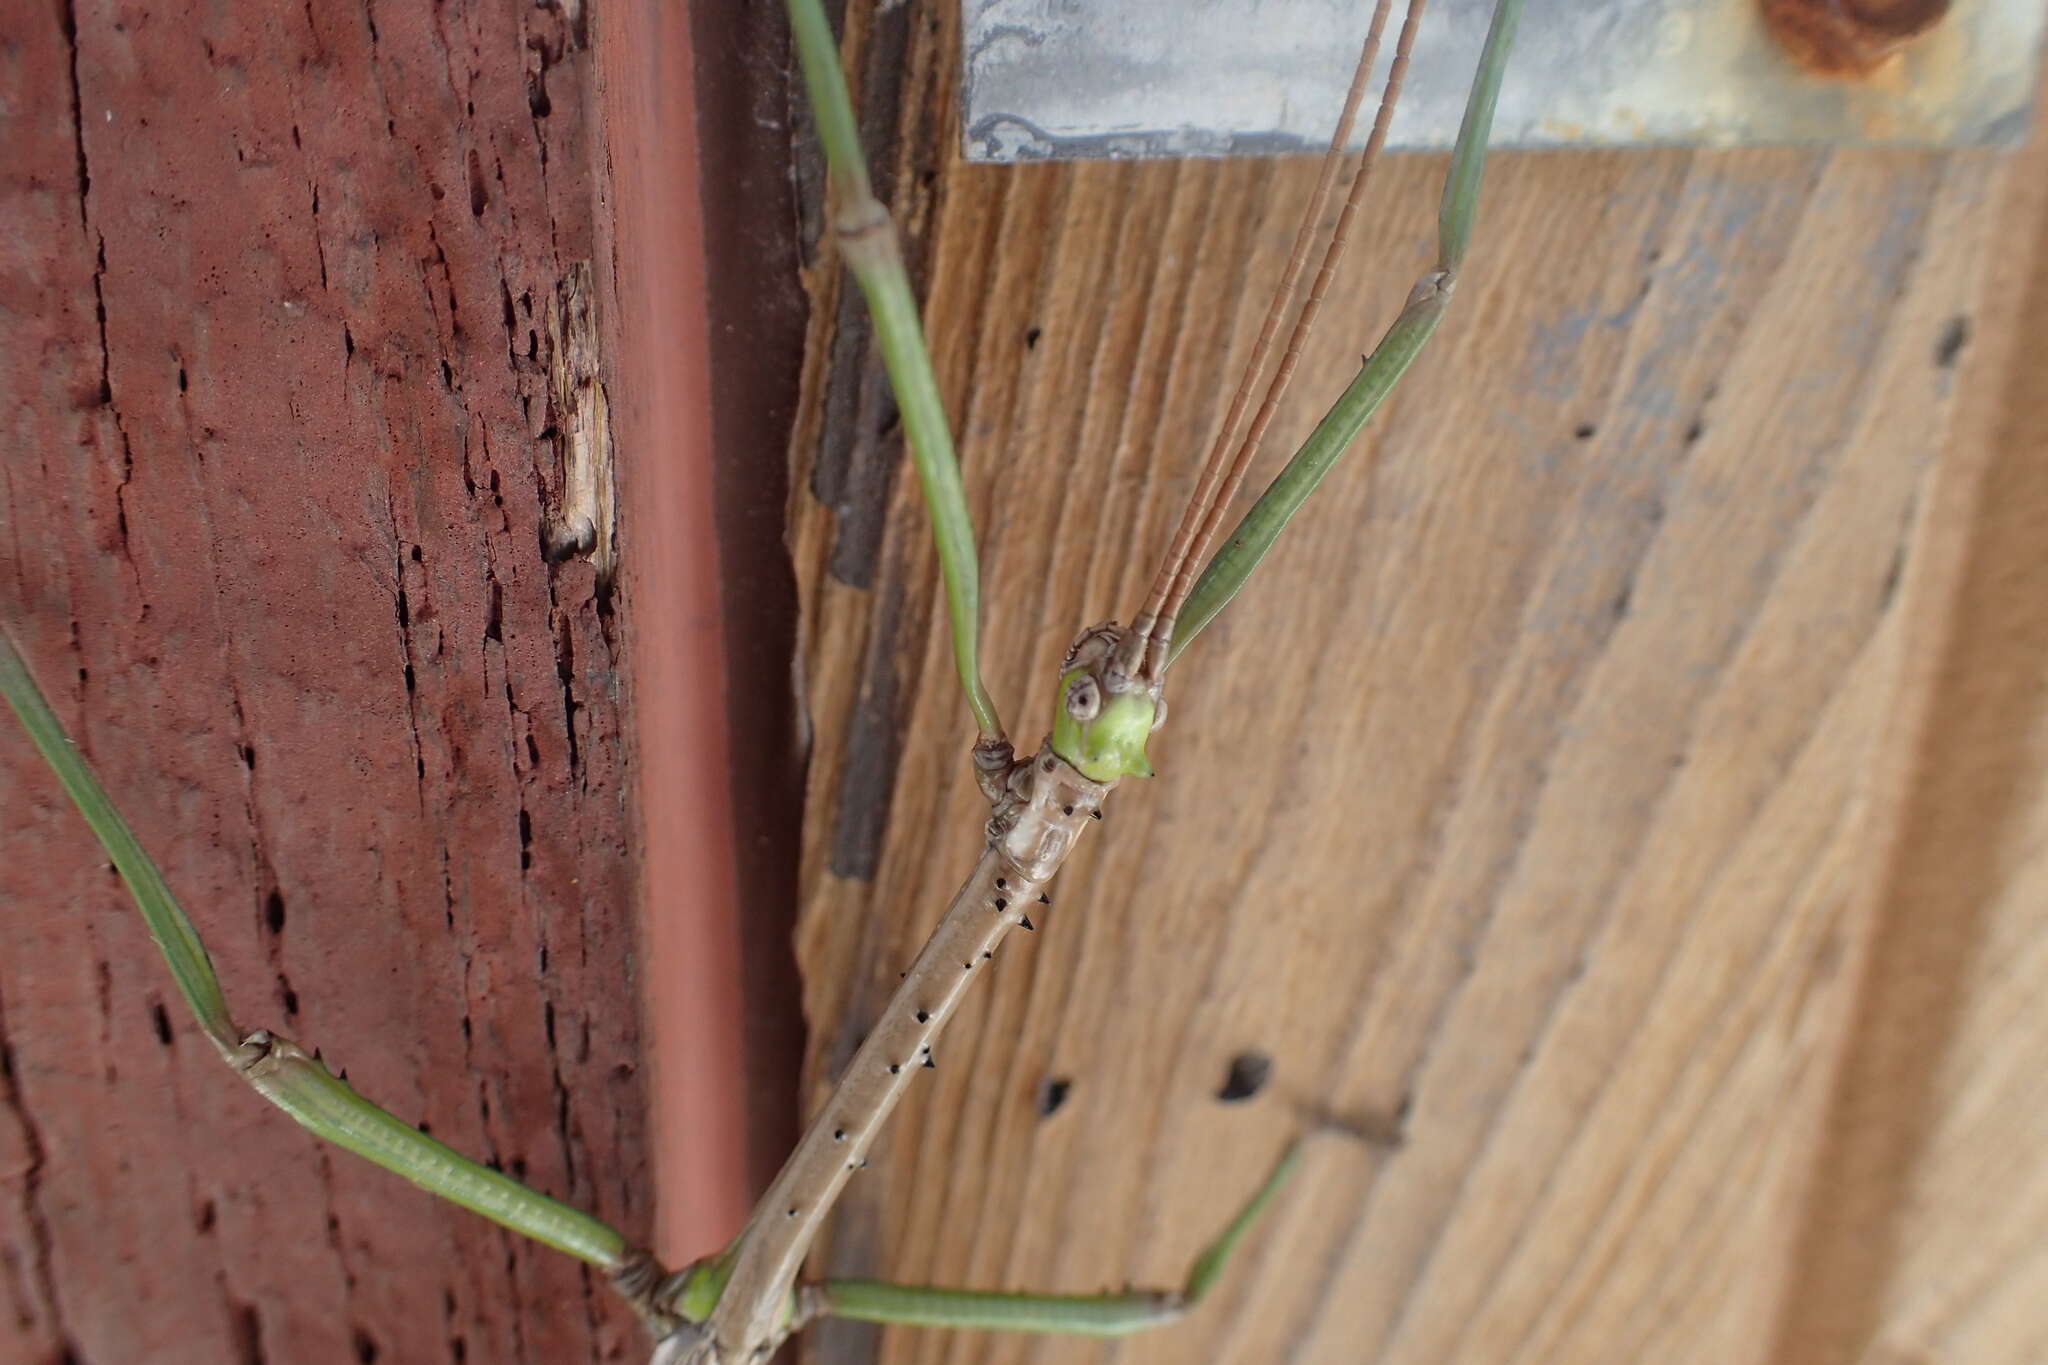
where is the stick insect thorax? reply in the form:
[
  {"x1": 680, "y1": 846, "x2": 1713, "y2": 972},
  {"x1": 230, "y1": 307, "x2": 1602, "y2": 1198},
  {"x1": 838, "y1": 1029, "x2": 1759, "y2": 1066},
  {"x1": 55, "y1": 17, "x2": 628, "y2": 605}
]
[{"x1": 683, "y1": 629, "x2": 1156, "y2": 1359}]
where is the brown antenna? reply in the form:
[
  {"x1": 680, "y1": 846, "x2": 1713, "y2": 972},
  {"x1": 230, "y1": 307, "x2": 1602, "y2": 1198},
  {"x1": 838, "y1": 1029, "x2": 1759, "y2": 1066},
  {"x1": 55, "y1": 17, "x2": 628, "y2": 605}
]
[{"x1": 1112, "y1": 0, "x2": 1430, "y2": 686}]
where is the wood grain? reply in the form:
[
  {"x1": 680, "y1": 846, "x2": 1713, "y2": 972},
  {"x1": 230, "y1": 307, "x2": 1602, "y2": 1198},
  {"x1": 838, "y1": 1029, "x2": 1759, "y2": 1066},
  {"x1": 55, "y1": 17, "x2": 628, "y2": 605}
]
[
  {"x1": 1767, "y1": 80, "x2": 2048, "y2": 1365},
  {"x1": 784, "y1": 6, "x2": 2048, "y2": 1364},
  {"x1": 0, "y1": 3, "x2": 647, "y2": 1361}
]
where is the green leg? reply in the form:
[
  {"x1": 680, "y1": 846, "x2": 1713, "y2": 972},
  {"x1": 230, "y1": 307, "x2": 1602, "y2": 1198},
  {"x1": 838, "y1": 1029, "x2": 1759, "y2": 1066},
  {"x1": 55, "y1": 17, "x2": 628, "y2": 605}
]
[
  {"x1": 1, "y1": 635, "x2": 648, "y2": 1283},
  {"x1": 786, "y1": 1141, "x2": 1301, "y2": 1336},
  {"x1": 786, "y1": 0, "x2": 1005, "y2": 747},
  {"x1": 1172, "y1": 0, "x2": 1526, "y2": 662}
]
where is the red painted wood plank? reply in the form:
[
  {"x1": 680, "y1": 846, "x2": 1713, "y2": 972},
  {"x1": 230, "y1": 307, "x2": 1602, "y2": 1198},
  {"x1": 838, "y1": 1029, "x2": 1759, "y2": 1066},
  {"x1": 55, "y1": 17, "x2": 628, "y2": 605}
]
[{"x1": 1, "y1": 2, "x2": 649, "y2": 1360}]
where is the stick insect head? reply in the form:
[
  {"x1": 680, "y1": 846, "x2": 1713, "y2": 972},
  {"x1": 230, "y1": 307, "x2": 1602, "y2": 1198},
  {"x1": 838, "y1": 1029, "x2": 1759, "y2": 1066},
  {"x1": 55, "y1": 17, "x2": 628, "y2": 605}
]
[{"x1": 1051, "y1": 622, "x2": 1164, "y2": 782}]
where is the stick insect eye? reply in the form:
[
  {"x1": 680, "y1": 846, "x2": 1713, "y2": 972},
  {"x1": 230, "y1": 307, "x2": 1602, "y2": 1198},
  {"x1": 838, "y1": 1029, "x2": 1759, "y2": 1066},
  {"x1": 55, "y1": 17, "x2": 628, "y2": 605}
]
[{"x1": 1063, "y1": 674, "x2": 1101, "y2": 723}]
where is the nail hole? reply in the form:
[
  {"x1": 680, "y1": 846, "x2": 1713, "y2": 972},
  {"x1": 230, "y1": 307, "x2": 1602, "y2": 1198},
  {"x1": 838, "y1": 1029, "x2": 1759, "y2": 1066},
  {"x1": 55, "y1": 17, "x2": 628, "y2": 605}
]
[
  {"x1": 1035, "y1": 1077, "x2": 1072, "y2": 1117},
  {"x1": 1935, "y1": 314, "x2": 1970, "y2": 368},
  {"x1": 1217, "y1": 1051, "x2": 1272, "y2": 1102}
]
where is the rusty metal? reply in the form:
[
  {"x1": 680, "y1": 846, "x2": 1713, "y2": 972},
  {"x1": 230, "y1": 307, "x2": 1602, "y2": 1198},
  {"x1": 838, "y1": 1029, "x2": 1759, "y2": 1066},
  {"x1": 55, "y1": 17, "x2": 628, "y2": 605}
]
[{"x1": 1761, "y1": 0, "x2": 1951, "y2": 77}]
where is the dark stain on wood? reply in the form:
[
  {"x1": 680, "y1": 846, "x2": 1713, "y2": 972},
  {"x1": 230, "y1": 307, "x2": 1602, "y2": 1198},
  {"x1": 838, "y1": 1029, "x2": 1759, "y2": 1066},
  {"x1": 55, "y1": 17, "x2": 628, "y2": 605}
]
[
  {"x1": 830, "y1": 574, "x2": 909, "y2": 881},
  {"x1": 808, "y1": 0, "x2": 948, "y2": 592}
]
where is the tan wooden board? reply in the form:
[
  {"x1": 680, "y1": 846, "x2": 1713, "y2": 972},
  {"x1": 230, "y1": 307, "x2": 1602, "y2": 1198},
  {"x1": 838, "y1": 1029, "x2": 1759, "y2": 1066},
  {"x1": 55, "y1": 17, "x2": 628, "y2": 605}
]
[
  {"x1": 1769, "y1": 92, "x2": 2048, "y2": 1365},
  {"x1": 784, "y1": 6, "x2": 2048, "y2": 1363}
]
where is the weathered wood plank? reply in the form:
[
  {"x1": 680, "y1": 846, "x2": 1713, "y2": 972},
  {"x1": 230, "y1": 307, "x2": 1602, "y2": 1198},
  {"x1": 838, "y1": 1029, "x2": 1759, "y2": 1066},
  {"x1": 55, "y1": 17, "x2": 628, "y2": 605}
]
[
  {"x1": 0, "y1": 3, "x2": 646, "y2": 1361},
  {"x1": 785, "y1": 7, "x2": 2048, "y2": 1363},
  {"x1": 1767, "y1": 84, "x2": 2048, "y2": 1365}
]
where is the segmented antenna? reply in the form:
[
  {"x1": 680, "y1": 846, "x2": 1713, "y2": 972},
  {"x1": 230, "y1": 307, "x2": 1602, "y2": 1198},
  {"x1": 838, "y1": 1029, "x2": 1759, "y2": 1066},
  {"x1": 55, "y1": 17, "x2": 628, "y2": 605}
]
[{"x1": 1115, "y1": 0, "x2": 1429, "y2": 685}]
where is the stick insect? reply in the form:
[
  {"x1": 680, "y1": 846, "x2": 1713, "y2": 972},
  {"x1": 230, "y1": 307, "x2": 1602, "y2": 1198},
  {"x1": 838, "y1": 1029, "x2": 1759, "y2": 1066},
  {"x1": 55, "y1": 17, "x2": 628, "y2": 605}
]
[{"x1": 1, "y1": 0, "x2": 1522, "y2": 1359}]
